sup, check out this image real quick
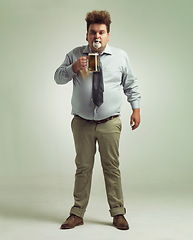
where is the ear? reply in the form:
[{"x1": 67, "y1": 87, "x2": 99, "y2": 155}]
[
  {"x1": 107, "y1": 33, "x2": 110, "y2": 42},
  {"x1": 86, "y1": 33, "x2": 88, "y2": 41}
]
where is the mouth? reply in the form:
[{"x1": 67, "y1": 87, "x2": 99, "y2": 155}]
[
  {"x1": 93, "y1": 39, "x2": 101, "y2": 49},
  {"x1": 94, "y1": 39, "x2": 101, "y2": 43}
]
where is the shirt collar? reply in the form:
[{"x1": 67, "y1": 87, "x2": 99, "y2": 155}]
[
  {"x1": 102, "y1": 44, "x2": 112, "y2": 55},
  {"x1": 83, "y1": 45, "x2": 91, "y2": 54},
  {"x1": 83, "y1": 44, "x2": 112, "y2": 55}
]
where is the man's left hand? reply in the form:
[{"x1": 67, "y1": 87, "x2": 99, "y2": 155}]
[{"x1": 130, "y1": 108, "x2": 140, "y2": 130}]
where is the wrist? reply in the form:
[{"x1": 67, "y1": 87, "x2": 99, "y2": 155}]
[{"x1": 133, "y1": 108, "x2": 140, "y2": 113}]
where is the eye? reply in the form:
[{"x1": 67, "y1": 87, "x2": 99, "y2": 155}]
[
  {"x1": 99, "y1": 31, "x2": 105, "y2": 35},
  {"x1": 89, "y1": 31, "x2": 96, "y2": 35}
]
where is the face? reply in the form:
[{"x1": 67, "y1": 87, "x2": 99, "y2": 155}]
[{"x1": 86, "y1": 23, "x2": 110, "y2": 53}]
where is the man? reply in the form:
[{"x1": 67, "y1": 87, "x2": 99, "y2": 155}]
[{"x1": 54, "y1": 10, "x2": 141, "y2": 230}]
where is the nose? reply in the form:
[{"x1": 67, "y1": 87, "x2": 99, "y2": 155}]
[{"x1": 95, "y1": 32, "x2": 100, "y2": 38}]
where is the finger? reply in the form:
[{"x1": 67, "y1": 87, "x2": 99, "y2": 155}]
[
  {"x1": 132, "y1": 121, "x2": 140, "y2": 130},
  {"x1": 81, "y1": 56, "x2": 88, "y2": 61},
  {"x1": 82, "y1": 56, "x2": 88, "y2": 59},
  {"x1": 80, "y1": 65, "x2": 87, "y2": 70},
  {"x1": 80, "y1": 62, "x2": 88, "y2": 70},
  {"x1": 132, "y1": 124, "x2": 137, "y2": 130},
  {"x1": 80, "y1": 59, "x2": 88, "y2": 66}
]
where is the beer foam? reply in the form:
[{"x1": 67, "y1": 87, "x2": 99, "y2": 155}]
[{"x1": 93, "y1": 41, "x2": 101, "y2": 49}]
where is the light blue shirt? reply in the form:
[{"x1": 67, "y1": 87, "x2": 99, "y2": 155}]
[{"x1": 54, "y1": 44, "x2": 141, "y2": 120}]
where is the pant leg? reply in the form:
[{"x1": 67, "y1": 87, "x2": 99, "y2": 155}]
[
  {"x1": 96, "y1": 117, "x2": 126, "y2": 217},
  {"x1": 70, "y1": 116, "x2": 97, "y2": 218}
]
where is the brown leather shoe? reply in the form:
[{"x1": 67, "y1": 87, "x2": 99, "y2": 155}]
[
  {"x1": 113, "y1": 215, "x2": 129, "y2": 230},
  {"x1": 60, "y1": 214, "x2": 84, "y2": 229}
]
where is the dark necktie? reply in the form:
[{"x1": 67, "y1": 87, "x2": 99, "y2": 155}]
[{"x1": 92, "y1": 56, "x2": 104, "y2": 107}]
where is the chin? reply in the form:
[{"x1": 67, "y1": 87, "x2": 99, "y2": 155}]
[{"x1": 91, "y1": 47, "x2": 100, "y2": 53}]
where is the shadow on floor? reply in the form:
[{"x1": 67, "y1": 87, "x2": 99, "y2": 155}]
[
  {"x1": 0, "y1": 202, "x2": 65, "y2": 224},
  {"x1": 85, "y1": 218, "x2": 113, "y2": 227},
  {"x1": 0, "y1": 201, "x2": 114, "y2": 229}
]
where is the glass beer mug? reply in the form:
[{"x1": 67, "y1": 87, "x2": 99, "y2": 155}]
[{"x1": 87, "y1": 53, "x2": 100, "y2": 72}]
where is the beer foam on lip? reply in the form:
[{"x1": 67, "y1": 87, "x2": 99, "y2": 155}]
[{"x1": 93, "y1": 39, "x2": 101, "y2": 49}]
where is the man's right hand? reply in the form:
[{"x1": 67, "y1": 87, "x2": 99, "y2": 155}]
[{"x1": 72, "y1": 57, "x2": 88, "y2": 74}]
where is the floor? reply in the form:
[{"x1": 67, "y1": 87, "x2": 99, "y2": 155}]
[{"x1": 1, "y1": 175, "x2": 193, "y2": 240}]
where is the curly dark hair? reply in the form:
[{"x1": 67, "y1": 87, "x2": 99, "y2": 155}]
[{"x1": 85, "y1": 10, "x2": 112, "y2": 33}]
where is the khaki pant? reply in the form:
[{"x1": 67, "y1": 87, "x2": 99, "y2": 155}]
[{"x1": 70, "y1": 115, "x2": 126, "y2": 218}]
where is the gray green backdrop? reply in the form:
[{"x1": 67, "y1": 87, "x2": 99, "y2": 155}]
[
  {"x1": 0, "y1": 1, "x2": 193, "y2": 238},
  {"x1": 1, "y1": 0, "x2": 192, "y2": 188}
]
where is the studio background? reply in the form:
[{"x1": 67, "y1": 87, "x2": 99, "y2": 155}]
[{"x1": 1, "y1": 0, "x2": 193, "y2": 240}]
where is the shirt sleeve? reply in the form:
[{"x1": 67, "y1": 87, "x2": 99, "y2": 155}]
[
  {"x1": 121, "y1": 52, "x2": 141, "y2": 109},
  {"x1": 54, "y1": 53, "x2": 75, "y2": 84}
]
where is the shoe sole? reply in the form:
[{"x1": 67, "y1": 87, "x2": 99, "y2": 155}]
[
  {"x1": 113, "y1": 222, "x2": 129, "y2": 230},
  {"x1": 60, "y1": 222, "x2": 84, "y2": 229}
]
